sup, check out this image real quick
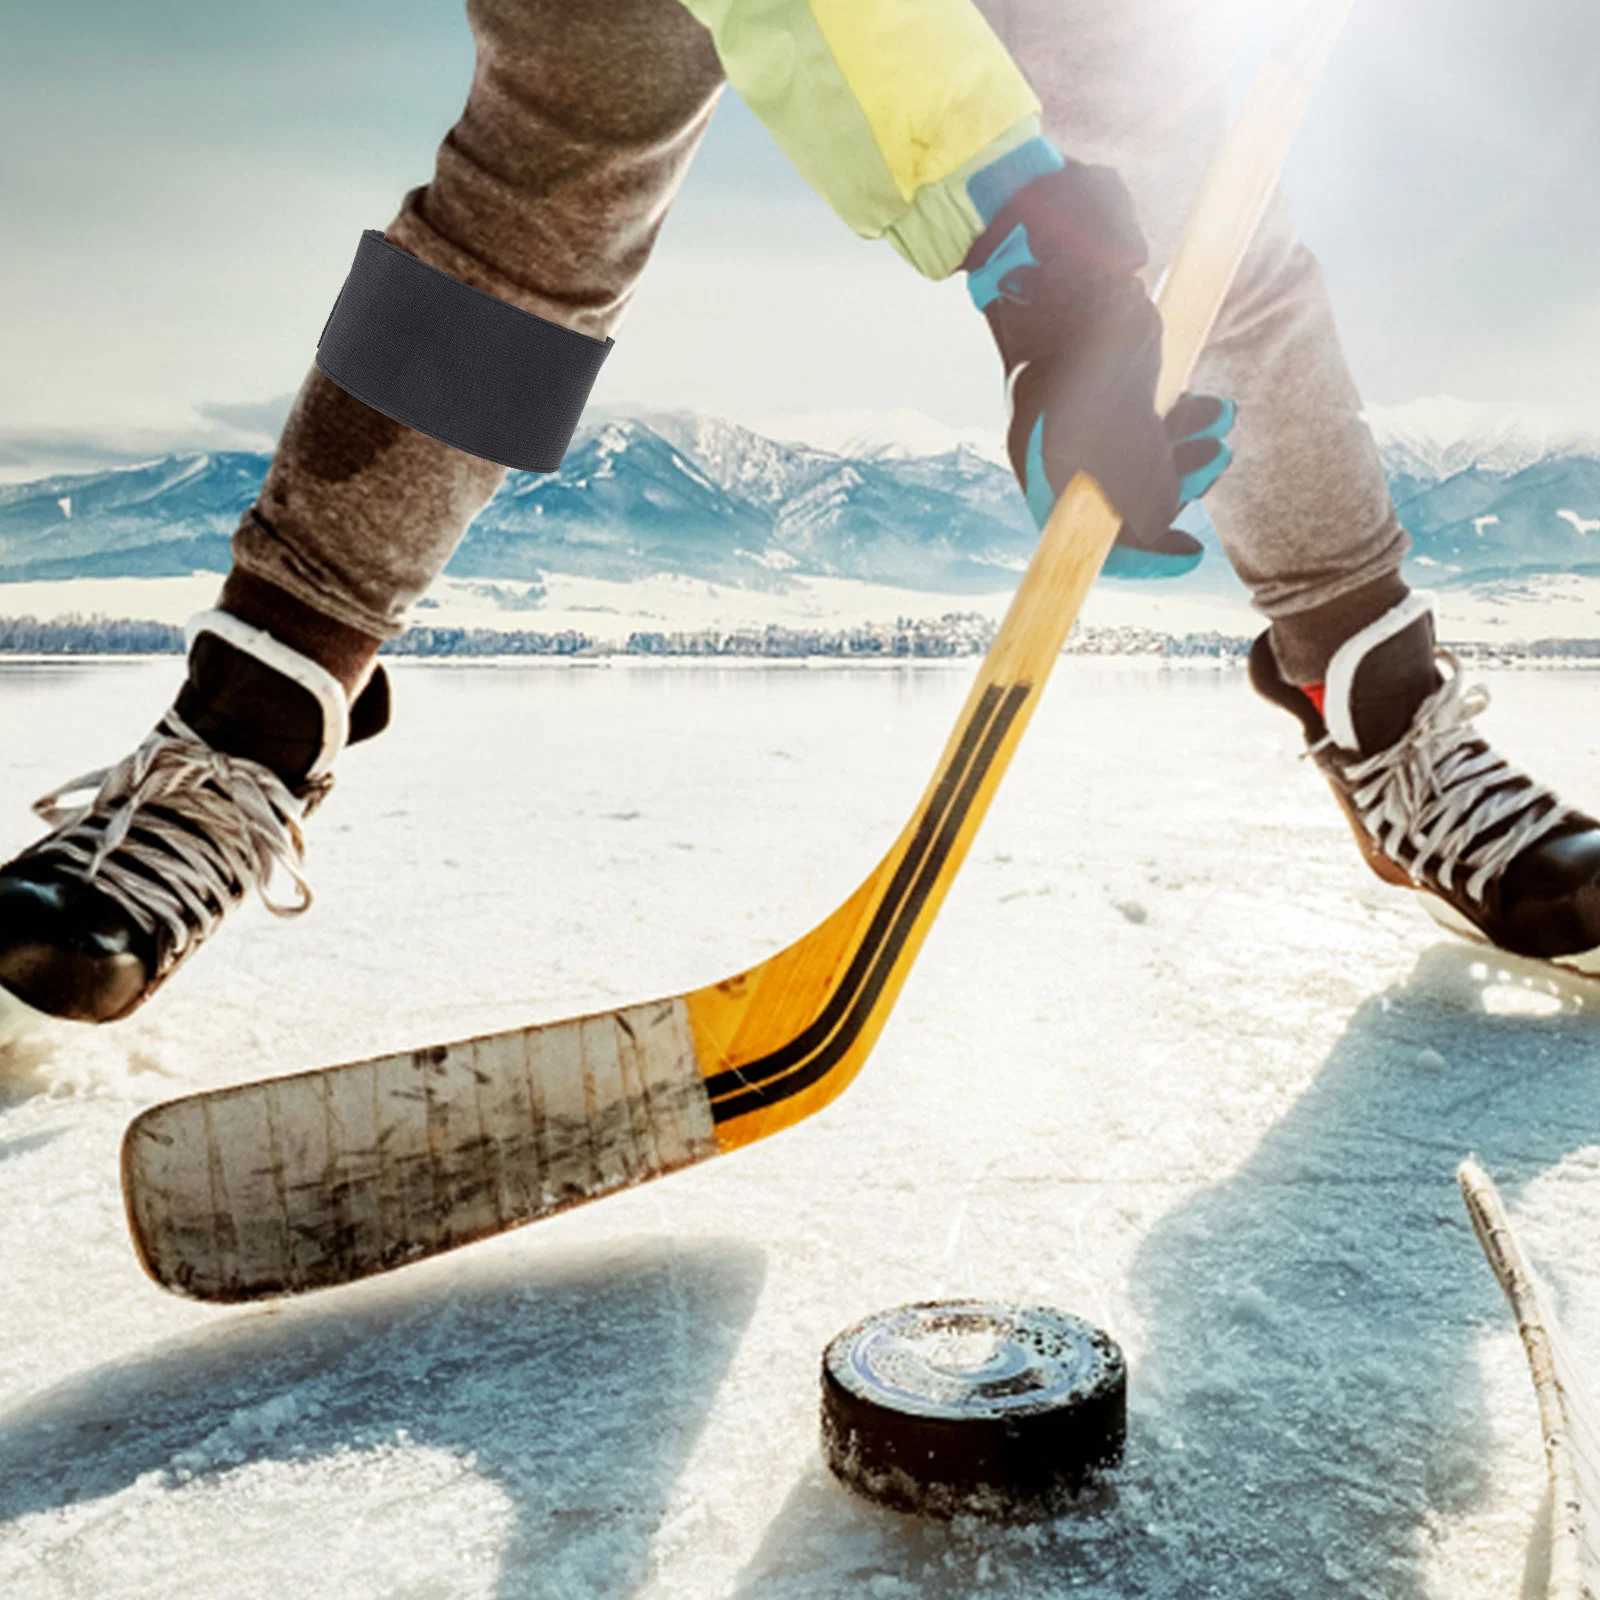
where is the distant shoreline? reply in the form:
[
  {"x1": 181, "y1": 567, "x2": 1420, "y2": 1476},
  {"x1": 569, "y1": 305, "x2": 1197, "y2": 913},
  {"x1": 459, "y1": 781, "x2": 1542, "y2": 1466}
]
[
  {"x1": 0, "y1": 612, "x2": 1235, "y2": 661},
  {"x1": 2, "y1": 614, "x2": 1600, "y2": 666}
]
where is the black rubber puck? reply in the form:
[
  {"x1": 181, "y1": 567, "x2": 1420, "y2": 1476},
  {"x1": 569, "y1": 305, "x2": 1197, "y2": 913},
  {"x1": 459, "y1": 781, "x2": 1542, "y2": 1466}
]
[{"x1": 820, "y1": 1300, "x2": 1125, "y2": 1520}]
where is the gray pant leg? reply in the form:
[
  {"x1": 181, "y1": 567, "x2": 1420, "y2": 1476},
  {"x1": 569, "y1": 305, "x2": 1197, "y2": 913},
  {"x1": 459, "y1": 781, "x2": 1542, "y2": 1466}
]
[
  {"x1": 233, "y1": 0, "x2": 725, "y2": 639},
  {"x1": 977, "y1": 0, "x2": 1408, "y2": 624}
]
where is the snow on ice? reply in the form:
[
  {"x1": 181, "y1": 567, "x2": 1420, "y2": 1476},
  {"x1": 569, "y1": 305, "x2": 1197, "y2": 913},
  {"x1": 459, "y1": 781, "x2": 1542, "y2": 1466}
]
[{"x1": 3, "y1": 656, "x2": 1600, "y2": 1598}]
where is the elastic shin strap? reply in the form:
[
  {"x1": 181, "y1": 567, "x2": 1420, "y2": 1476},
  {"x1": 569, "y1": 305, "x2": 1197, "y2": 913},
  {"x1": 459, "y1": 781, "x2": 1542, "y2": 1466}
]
[{"x1": 316, "y1": 231, "x2": 613, "y2": 472}]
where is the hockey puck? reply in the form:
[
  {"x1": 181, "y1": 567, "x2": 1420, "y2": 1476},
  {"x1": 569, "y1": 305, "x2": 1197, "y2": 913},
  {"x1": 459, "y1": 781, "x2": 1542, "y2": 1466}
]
[{"x1": 820, "y1": 1301, "x2": 1125, "y2": 1520}]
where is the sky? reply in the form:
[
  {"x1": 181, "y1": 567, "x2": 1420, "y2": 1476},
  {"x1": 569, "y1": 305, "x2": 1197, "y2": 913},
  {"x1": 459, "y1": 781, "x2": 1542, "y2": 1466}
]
[{"x1": 1, "y1": 0, "x2": 1597, "y2": 471}]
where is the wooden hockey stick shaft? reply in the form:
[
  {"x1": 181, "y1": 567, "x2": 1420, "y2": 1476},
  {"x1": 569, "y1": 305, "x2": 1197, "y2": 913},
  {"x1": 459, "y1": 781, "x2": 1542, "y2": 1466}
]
[
  {"x1": 696, "y1": 0, "x2": 1356, "y2": 1152},
  {"x1": 122, "y1": 0, "x2": 1357, "y2": 1300}
]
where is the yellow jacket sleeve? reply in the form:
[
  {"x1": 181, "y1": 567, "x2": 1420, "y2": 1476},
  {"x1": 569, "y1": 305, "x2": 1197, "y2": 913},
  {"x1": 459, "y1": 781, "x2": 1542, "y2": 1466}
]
[{"x1": 675, "y1": 0, "x2": 1042, "y2": 278}]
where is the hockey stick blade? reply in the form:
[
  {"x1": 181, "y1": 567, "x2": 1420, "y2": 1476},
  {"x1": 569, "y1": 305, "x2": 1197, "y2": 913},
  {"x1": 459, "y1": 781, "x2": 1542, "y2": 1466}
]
[
  {"x1": 121, "y1": 1, "x2": 1356, "y2": 1301},
  {"x1": 1459, "y1": 1159, "x2": 1600, "y2": 1600}
]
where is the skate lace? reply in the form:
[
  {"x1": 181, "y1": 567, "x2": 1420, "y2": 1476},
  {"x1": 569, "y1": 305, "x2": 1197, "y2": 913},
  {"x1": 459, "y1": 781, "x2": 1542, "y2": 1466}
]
[
  {"x1": 1317, "y1": 651, "x2": 1571, "y2": 905},
  {"x1": 29, "y1": 712, "x2": 328, "y2": 974}
]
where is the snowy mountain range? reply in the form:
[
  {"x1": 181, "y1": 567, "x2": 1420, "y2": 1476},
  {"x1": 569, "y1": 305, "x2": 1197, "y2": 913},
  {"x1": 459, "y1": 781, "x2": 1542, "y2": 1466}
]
[
  {"x1": 1366, "y1": 397, "x2": 1600, "y2": 480},
  {"x1": 1367, "y1": 399, "x2": 1600, "y2": 584},
  {"x1": 0, "y1": 414, "x2": 1037, "y2": 593},
  {"x1": 0, "y1": 402, "x2": 1597, "y2": 596}
]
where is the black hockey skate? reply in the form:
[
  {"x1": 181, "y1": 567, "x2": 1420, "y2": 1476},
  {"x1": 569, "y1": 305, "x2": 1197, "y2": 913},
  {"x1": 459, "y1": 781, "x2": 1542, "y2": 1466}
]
[
  {"x1": 0, "y1": 611, "x2": 387, "y2": 1022},
  {"x1": 1251, "y1": 594, "x2": 1600, "y2": 972}
]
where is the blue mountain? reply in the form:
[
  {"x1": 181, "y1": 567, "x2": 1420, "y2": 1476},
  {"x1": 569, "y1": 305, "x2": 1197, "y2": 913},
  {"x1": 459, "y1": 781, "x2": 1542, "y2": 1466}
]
[
  {"x1": 0, "y1": 416, "x2": 1041, "y2": 593},
  {"x1": 1395, "y1": 457, "x2": 1600, "y2": 581},
  {"x1": 1, "y1": 410, "x2": 1596, "y2": 593}
]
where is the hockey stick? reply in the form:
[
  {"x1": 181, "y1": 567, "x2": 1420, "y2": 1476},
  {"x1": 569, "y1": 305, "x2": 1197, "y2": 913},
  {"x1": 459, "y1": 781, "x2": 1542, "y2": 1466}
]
[
  {"x1": 122, "y1": 0, "x2": 1357, "y2": 1301},
  {"x1": 1458, "y1": 1159, "x2": 1600, "y2": 1600}
]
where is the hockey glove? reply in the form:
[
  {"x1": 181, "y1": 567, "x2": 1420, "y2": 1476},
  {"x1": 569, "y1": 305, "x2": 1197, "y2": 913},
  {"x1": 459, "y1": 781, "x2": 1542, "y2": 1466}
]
[{"x1": 965, "y1": 148, "x2": 1235, "y2": 578}]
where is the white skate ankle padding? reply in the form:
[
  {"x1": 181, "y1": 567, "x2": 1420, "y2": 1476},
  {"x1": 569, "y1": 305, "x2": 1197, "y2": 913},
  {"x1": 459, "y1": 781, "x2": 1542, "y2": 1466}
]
[
  {"x1": 1323, "y1": 591, "x2": 1434, "y2": 752},
  {"x1": 186, "y1": 610, "x2": 348, "y2": 782}
]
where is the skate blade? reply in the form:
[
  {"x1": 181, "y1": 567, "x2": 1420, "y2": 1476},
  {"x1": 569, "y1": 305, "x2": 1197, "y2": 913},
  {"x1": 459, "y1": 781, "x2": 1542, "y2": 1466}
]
[{"x1": 1419, "y1": 891, "x2": 1600, "y2": 979}]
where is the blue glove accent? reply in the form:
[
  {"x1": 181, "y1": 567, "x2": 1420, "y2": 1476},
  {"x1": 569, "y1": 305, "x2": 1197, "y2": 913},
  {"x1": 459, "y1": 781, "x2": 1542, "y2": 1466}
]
[
  {"x1": 967, "y1": 136, "x2": 1067, "y2": 227},
  {"x1": 1023, "y1": 398, "x2": 1234, "y2": 580},
  {"x1": 1022, "y1": 415, "x2": 1056, "y2": 528},
  {"x1": 967, "y1": 224, "x2": 1039, "y2": 313},
  {"x1": 1179, "y1": 443, "x2": 1233, "y2": 506},
  {"x1": 1182, "y1": 395, "x2": 1236, "y2": 444},
  {"x1": 1175, "y1": 398, "x2": 1236, "y2": 504},
  {"x1": 1102, "y1": 542, "x2": 1204, "y2": 580}
]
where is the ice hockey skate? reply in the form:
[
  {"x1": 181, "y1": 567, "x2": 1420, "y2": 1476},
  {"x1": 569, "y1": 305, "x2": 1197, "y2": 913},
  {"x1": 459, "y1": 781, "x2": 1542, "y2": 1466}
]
[
  {"x1": 1252, "y1": 593, "x2": 1600, "y2": 974},
  {"x1": 0, "y1": 611, "x2": 384, "y2": 1023}
]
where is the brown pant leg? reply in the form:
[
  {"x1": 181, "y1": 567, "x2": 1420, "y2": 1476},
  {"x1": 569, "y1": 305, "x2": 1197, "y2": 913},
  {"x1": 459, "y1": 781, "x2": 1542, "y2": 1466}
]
[{"x1": 232, "y1": 0, "x2": 725, "y2": 641}]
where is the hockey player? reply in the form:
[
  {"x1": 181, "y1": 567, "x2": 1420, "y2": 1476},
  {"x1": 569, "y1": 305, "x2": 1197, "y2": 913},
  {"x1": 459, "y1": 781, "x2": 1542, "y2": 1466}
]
[{"x1": 3, "y1": 0, "x2": 1597, "y2": 1024}]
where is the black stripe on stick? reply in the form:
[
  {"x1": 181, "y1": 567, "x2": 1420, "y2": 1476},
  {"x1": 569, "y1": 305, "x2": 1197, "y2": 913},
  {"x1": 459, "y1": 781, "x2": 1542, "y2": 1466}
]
[
  {"x1": 708, "y1": 682, "x2": 1029, "y2": 1123},
  {"x1": 703, "y1": 683, "x2": 1006, "y2": 1104}
]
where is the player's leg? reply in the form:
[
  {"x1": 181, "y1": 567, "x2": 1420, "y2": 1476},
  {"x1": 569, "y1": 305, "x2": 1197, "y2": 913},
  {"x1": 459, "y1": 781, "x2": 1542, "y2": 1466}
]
[
  {"x1": 236, "y1": 0, "x2": 724, "y2": 654},
  {"x1": 0, "y1": 0, "x2": 727, "y2": 1022},
  {"x1": 984, "y1": 0, "x2": 1600, "y2": 964}
]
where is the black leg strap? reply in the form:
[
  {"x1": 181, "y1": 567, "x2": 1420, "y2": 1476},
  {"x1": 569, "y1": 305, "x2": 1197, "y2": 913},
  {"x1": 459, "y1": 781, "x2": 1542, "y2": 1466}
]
[{"x1": 315, "y1": 231, "x2": 613, "y2": 472}]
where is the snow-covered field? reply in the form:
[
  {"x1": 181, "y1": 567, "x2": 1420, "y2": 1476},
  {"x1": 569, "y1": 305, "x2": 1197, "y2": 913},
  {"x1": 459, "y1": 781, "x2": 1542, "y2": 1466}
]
[
  {"x1": 14, "y1": 567, "x2": 1600, "y2": 648},
  {"x1": 4, "y1": 656, "x2": 1600, "y2": 1599},
  {"x1": 0, "y1": 569, "x2": 1257, "y2": 640}
]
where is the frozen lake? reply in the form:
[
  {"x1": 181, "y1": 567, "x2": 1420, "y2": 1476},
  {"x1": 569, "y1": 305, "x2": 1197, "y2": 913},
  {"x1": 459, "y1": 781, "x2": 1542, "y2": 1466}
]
[{"x1": 4, "y1": 655, "x2": 1600, "y2": 1599}]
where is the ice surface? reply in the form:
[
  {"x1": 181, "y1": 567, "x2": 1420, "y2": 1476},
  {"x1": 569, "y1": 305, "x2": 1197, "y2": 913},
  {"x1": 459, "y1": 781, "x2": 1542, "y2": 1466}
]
[{"x1": 4, "y1": 657, "x2": 1600, "y2": 1598}]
